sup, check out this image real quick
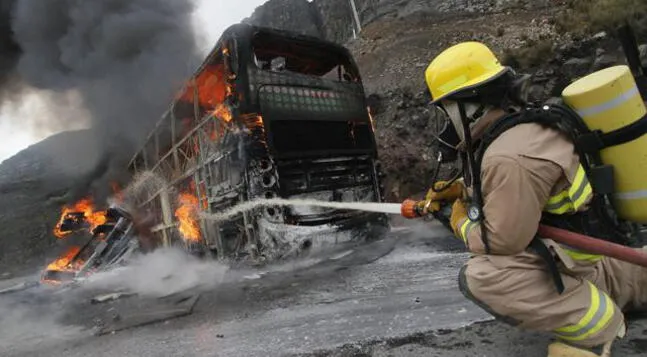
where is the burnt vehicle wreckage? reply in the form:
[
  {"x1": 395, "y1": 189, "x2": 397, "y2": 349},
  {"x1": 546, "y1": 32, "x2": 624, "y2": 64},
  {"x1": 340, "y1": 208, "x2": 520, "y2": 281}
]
[
  {"x1": 125, "y1": 24, "x2": 390, "y2": 261},
  {"x1": 41, "y1": 206, "x2": 139, "y2": 284},
  {"x1": 40, "y1": 24, "x2": 390, "y2": 282}
]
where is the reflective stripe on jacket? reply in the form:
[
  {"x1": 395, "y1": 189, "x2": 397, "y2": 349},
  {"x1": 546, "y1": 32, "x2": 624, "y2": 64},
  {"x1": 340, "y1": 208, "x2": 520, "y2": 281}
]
[
  {"x1": 544, "y1": 165, "x2": 592, "y2": 215},
  {"x1": 542, "y1": 164, "x2": 603, "y2": 262}
]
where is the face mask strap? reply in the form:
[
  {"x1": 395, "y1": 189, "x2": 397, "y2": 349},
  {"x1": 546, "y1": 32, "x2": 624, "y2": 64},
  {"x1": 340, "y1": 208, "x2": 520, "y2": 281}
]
[
  {"x1": 468, "y1": 104, "x2": 487, "y2": 123},
  {"x1": 457, "y1": 102, "x2": 475, "y2": 183},
  {"x1": 458, "y1": 101, "x2": 491, "y2": 254}
]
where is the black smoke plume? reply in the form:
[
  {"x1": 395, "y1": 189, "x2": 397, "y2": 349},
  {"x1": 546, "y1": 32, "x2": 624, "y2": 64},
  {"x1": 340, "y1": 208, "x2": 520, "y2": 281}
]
[{"x1": 0, "y1": 0, "x2": 202, "y2": 202}]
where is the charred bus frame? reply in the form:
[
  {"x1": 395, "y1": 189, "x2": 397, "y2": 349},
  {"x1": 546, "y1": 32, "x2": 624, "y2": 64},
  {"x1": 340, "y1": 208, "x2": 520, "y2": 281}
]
[{"x1": 128, "y1": 24, "x2": 388, "y2": 260}]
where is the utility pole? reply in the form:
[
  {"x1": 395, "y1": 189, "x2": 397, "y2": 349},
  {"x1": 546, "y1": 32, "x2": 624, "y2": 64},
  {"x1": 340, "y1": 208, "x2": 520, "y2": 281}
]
[{"x1": 349, "y1": 0, "x2": 362, "y2": 36}]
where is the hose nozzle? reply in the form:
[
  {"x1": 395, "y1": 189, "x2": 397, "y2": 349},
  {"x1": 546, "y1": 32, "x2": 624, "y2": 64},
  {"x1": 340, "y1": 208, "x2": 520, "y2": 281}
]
[
  {"x1": 401, "y1": 199, "x2": 442, "y2": 219},
  {"x1": 401, "y1": 199, "x2": 422, "y2": 219}
]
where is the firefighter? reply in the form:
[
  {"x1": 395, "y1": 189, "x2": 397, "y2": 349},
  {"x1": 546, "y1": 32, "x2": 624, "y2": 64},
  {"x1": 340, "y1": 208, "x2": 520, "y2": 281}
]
[{"x1": 404, "y1": 42, "x2": 647, "y2": 356}]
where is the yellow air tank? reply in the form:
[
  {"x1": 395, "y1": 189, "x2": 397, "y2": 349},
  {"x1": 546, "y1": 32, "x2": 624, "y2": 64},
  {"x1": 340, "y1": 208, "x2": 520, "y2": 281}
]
[{"x1": 562, "y1": 65, "x2": 647, "y2": 223}]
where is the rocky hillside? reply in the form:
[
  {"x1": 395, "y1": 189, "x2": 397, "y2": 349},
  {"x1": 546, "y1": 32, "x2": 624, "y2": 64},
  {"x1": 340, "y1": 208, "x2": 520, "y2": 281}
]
[
  {"x1": 360, "y1": 15, "x2": 646, "y2": 200},
  {"x1": 246, "y1": 0, "x2": 554, "y2": 44}
]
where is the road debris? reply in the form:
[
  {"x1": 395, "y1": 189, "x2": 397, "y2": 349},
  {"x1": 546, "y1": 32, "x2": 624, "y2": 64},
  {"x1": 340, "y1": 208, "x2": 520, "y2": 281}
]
[
  {"x1": 95, "y1": 294, "x2": 200, "y2": 336},
  {"x1": 0, "y1": 281, "x2": 39, "y2": 295},
  {"x1": 91, "y1": 292, "x2": 136, "y2": 304}
]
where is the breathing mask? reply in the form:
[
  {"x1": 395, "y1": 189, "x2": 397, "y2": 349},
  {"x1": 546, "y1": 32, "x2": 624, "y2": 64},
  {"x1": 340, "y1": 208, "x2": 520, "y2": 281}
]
[
  {"x1": 442, "y1": 101, "x2": 489, "y2": 140},
  {"x1": 434, "y1": 101, "x2": 490, "y2": 161},
  {"x1": 436, "y1": 115, "x2": 461, "y2": 163}
]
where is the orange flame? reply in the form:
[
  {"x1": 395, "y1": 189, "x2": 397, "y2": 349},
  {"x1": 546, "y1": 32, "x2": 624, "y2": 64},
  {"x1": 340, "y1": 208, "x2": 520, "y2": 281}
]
[
  {"x1": 253, "y1": 115, "x2": 264, "y2": 127},
  {"x1": 207, "y1": 104, "x2": 234, "y2": 142},
  {"x1": 367, "y1": 106, "x2": 376, "y2": 132},
  {"x1": 54, "y1": 198, "x2": 107, "y2": 238},
  {"x1": 175, "y1": 193, "x2": 201, "y2": 242},
  {"x1": 241, "y1": 114, "x2": 264, "y2": 131},
  {"x1": 41, "y1": 246, "x2": 86, "y2": 285},
  {"x1": 214, "y1": 103, "x2": 232, "y2": 123},
  {"x1": 45, "y1": 246, "x2": 81, "y2": 272}
]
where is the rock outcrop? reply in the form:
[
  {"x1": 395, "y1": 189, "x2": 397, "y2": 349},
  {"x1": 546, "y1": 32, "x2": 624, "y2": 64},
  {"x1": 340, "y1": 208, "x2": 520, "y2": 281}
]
[
  {"x1": 640, "y1": 43, "x2": 647, "y2": 67},
  {"x1": 245, "y1": 0, "x2": 553, "y2": 44},
  {"x1": 243, "y1": 0, "x2": 325, "y2": 39}
]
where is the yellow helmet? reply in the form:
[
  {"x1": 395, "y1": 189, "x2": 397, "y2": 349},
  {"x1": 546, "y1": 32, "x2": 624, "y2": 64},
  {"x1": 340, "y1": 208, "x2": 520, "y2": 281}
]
[{"x1": 425, "y1": 42, "x2": 510, "y2": 103}]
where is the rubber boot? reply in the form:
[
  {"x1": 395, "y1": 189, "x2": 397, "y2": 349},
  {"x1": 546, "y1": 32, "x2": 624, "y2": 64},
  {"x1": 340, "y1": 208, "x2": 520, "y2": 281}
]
[
  {"x1": 547, "y1": 342, "x2": 600, "y2": 357},
  {"x1": 548, "y1": 319, "x2": 624, "y2": 357},
  {"x1": 547, "y1": 340, "x2": 614, "y2": 357}
]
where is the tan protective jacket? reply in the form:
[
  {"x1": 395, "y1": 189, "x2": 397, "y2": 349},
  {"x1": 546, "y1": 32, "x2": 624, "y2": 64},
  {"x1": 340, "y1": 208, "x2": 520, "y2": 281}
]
[{"x1": 456, "y1": 122, "x2": 586, "y2": 256}]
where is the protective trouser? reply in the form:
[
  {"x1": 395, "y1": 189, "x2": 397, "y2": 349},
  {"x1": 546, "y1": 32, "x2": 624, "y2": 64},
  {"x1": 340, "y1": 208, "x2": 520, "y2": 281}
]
[{"x1": 459, "y1": 245, "x2": 647, "y2": 348}]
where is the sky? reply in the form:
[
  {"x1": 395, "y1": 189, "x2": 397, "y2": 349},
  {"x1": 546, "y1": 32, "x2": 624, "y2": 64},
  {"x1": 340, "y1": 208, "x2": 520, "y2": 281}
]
[{"x1": 0, "y1": 0, "x2": 267, "y2": 164}]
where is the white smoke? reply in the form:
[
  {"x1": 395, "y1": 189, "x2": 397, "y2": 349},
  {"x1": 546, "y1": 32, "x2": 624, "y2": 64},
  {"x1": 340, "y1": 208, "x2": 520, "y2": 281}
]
[
  {"x1": 0, "y1": 0, "x2": 203, "y2": 201},
  {"x1": 82, "y1": 247, "x2": 229, "y2": 298}
]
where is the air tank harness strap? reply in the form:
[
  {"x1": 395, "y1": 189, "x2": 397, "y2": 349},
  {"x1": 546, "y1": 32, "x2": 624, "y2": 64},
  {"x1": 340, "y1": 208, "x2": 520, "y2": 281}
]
[
  {"x1": 576, "y1": 113, "x2": 647, "y2": 153},
  {"x1": 529, "y1": 236, "x2": 565, "y2": 294}
]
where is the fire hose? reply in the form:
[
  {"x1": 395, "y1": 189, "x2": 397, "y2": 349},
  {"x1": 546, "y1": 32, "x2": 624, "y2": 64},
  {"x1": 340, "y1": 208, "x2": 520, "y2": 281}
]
[
  {"x1": 536, "y1": 225, "x2": 647, "y2": 268},
  {"x1": 400, "y1": 199, "x2": 647, "y2": 268}
]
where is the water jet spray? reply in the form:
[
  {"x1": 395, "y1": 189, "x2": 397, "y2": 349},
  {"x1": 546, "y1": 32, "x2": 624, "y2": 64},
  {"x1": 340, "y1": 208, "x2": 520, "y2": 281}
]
[{"x1": 200, "y1": 198, "x2": 404, "y2": 222}]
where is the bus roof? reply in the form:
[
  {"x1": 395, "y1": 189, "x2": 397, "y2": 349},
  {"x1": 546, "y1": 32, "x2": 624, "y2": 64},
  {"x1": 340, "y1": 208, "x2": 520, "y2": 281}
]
[
  {"x1": 129, "y1": 24, "x2": 360, "y2": 169},
  {"x1": 196, "y1": 23, "x2": 356, "y2": 75}
]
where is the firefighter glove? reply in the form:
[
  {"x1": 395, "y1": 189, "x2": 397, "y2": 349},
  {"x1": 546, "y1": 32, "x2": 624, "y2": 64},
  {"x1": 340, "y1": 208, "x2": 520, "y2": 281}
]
[
  {"x1": 450, "y1": 199, "x2": 468, "y2": 238},
  {"x1": 413, "y1": 199, "x2": 442, "y2": 215},
  {"x1": 425, "y1": 180, "x2": 465, "y2": 203},
  {"x1": 414, "y1": 180, "x2": 464, "y2": 215}
]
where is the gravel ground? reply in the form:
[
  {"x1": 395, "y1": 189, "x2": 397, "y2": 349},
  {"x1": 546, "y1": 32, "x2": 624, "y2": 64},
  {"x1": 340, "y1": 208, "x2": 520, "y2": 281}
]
[{"x1": 1, "y1": 221, "x2": 646, "y2": 357}]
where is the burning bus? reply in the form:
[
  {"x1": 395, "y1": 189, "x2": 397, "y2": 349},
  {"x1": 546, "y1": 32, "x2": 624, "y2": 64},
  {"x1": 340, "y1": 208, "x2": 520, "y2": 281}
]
[{"x1": 127, "y1": 24, "x2": 389, "y2": 260}]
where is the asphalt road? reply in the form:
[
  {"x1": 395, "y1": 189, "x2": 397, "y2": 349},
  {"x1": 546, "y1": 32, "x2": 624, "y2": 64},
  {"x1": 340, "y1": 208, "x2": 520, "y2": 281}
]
[{"x1": 1, "y1": 220, "x2": 646, "y2": 357}]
